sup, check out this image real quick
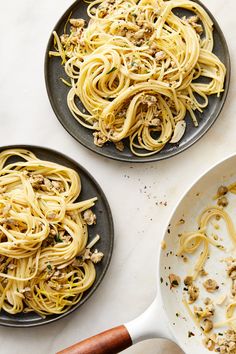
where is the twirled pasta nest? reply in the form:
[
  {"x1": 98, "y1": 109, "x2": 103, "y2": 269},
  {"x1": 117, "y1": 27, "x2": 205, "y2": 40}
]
[
  {"x1": 50, "y1": 0, "x2": 226, "y2": 156},
  {"x1": 0, "y1": 149, "x2": 103, "y2": 316}
]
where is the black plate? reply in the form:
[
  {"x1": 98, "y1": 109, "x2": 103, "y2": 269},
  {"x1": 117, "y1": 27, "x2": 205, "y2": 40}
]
[
  {"x1": 45, "y1": 0, "x2": 230, "y2": 163},
  {"x1": 0, "y1": 145, "x2": 114, "y2": 327}
]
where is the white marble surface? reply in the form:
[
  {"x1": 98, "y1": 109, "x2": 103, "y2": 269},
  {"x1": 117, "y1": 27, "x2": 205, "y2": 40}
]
[{"x1": 0, "y1": 0, "x2": 235, "y2": 353}]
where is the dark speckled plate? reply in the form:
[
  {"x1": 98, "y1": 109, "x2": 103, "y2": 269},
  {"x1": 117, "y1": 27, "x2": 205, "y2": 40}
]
[
  {"x1": 45, "y1": 0, "x2": 230, "y2": 162},
  {"x1": 0, "y1": 145, "x2": 114, "y2": 327}
]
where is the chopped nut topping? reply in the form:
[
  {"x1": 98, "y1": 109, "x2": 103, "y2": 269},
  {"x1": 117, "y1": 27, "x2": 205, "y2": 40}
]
[
  {"x1": 168, "y1": 273, "x2": 181, "y2": 289},
  {"x1": 115, "y1": 141, "x2": 124, "y2": 152},
  {"x1": 184, "y1": 275, "x2": 193, "y2": 286},
  {"x1": 194, "y1": 304, "x2": 215, "y2": 319},
  {"x1": 188, "y1": 284, "x2": 199, "y2": 304},
  {"x1": 155, "y1": 51, "x2": 166, "y2": 61},
  {"x1": 217, "y1": 196, "x2": 229, "y2": 208},
  {"x1": 83, "y1": 209, "x2": 96, "y2": 225},
  {"x1": 217, "y1": 185, "x2": 228, "y2": 197},
  {"x1": 203, "y1": 337, "x2": 215, "y2": 351},
  {"x1": 69, "y1": 19, "x2": 86, "y2": 28},
  {"x1": 216, "y1": 329, "x2": 236, "y2": 353},
  {"x1": 90, "y1": 249, "x2": 104, "y2": 263},
  {"x1": 81, "y1": 248, "x2": 103, "y2": 264},
  {"x1": 202, "y1": 318, "x2": 213, "y2": 333},
  {"x1": 203, "y1": 279, "x2": 219, "y2": 293},
  {"x1": 204, "y1": 297, "x2": 212, "y2": 305},
  {"x1": 227, "y1": 262, "x2": 236, "y2": 279},
  {"x1": 93, "y1": 131, "x2": 107, "y2": 147},
  {"x1": 29, "y1": 174, "x2": 44, "y2": 188}
]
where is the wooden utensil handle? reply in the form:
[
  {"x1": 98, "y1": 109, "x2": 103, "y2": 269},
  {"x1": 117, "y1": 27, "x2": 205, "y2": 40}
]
[{"x1": 56, "y1": 325, "x2": 132, "y2": 354}]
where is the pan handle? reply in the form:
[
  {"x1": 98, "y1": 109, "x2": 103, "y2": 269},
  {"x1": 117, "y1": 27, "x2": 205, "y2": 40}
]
[
  {"x1": 125, "y1": 296, "x2": 173, "y2": 344},
  {"x1": 56, "y1": 296, "x2": 174, "y2": 354},
  {"x1": 56, "y1": 325, "x2": 132, "y2": 354}
]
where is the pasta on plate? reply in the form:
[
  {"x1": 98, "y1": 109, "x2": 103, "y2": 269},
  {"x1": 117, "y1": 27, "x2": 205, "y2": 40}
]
[
  {"x1": 0, "y1": 149, "x2": 103, "y2": 316},
  {"x1": 50, "y1": 0, "x2": 226, "y2": 156}
]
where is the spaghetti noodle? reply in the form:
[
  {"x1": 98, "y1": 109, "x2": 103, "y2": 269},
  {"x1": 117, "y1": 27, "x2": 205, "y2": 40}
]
[
  {"x1": 0, "y1": 149, "x2": 102, "y2": 316},
  {"x1": 50, "y1": 0, "x2": 226, "y2": 156}
]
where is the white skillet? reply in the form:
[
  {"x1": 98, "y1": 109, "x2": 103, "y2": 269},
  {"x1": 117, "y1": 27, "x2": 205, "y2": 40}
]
[{"x1": 57, "y1": 153, "x2": 236, "y2": 354}]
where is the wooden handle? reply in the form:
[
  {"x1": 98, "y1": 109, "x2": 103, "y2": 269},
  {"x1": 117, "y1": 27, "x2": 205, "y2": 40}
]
[{"x1": 56, "y1": 325, "x2": 132, "y2": 354}]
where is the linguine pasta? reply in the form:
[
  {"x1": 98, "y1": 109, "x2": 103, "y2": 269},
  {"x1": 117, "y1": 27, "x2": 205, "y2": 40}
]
[
  {"x1": 0, "y1": 149, "x2": 102, "y2": 316},
  {"x1": 50, "y1": 0, "x2": 226, "y2": 156},
  {"x1": 178, "y1": 183, "x2": 236, "y2": 351}
]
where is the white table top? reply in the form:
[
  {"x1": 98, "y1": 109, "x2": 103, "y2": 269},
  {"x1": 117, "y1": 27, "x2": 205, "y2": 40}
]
[{"x1": 0, "y1": 0, "x2": 235, "y2": 353}]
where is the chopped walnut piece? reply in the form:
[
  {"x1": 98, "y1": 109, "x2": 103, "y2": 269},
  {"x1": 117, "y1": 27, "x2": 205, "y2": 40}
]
[
  {"x1": 80, "y1": 248, "x2": 103, "y2": 263},
  {"x1": 168, "y1": 273, "x2": 181, "y2": 289},
  {"x1": 216, "y1": 329, "x2": 236, "y2": 353},
  {"x1": 141, "y1": 95, "x2": 157, "y2": 107},
  {"x1": 90, "y1": 249, "x2": 104, "y2": 263},
  {"x1": 217, "y1": 185, "x2": 228, "y2": 197},
  {"x1": 202, "y1": 318, "x2": 213, "y2": 333},
  {"x1": 194, "y1": 304, "x2": 215, "y2": 319},
  {"x1": 203, "y1": 338, "x2": 215, "y2": 351},
  {"x1": 19, "y1": 287, "x2": 31, "y2": 294},
  {"x1": 227, "y1": 262, "x2": 236, "y2": 279},
  {"x1": 203, "y1": 279, "x2": 219, "y2": 293},
  {"x1": 69, "y1": 19, "x2": 86, "y2": 28},
  {"x1": 186, "y1": 16, "x2": 203, "y2": 34},
  {"x1": 155, "y1": 51, "x2": 166, "y2": 60},
  {"x1": 42, "y1": 178, "x2": 53, "y2": 192},
  {"x1": 149, "y1": 118, "x2": 161, "y2": 127},
  {"x1": 29, "y1": 174, "x2": 44, "y2": 188},
  {"x1": 51, "y1": 180, "x2": 65, "y2": 192},
  {"x1": 184, "y1": 275, "x2": 193, "y2": 286},
  {"x1": 83, "y1": 209, "x2": 96, "y2": 225},
  {"x1": 188, "y1": 284, "x2": 199, "y2": 304},
  {"x1": 217, "y1": 196, "x2": 229, "y2": 208},
  {"x1": 93, "y1": 131, "x2": 107, "y2": 147},
  {"x1": 133, "y1": 28, "x2": 145, "y2": 40},
  {"x1": 60, "y1": 34, "x2": 69, "y2": 45},
  {"x1": 115, "y1": 141, "x2": 124, "y2": 152},
  {"x1": 82, "y1": 248, "x2": 91, "y2": 261},
  {"x1": 204, "y1": 297, "x2": 212, "y2": 305}
]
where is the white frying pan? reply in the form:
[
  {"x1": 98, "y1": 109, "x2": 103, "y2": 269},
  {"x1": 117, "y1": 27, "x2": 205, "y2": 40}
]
[{"x1": 57, "y1": 153, "x2": 236, "y2": 354}]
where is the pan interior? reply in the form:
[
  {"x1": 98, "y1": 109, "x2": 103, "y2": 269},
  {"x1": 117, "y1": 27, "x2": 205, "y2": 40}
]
[{"x1": 159, "y1": 154, "x2": 236, "y2": 353}]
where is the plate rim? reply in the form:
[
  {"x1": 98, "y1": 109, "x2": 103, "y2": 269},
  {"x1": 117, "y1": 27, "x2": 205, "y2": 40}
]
[
  {"x1": 0, "y1": 144, "x2": 114, "y2": 327},
  {"x1": 44, "y1": 0, "x2": 231, "y2": 163}
]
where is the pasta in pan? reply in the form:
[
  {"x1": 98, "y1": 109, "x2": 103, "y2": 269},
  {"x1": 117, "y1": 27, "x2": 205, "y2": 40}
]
[
  {"x1": 50, "y1": 0, "x2": 226, "y2": 156},
  {"x1": 177, "y1": 183, "x2": 236, "y2": 352},
  {"x1": 0, "y1": 149, "x2": 103, "y2": 316}
]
